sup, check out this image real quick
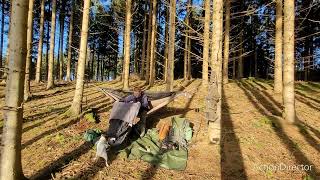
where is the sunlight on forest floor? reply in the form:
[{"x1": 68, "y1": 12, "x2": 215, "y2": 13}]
[{"x1": 0, "y1": 78, "x2": 319, "y2": 179}]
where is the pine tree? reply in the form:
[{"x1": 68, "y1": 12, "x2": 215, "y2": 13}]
[
  {"x1": 123, "y1": 0, "x2": 132, "y2": 90},
  {"x1": 282, "y1": 0, "x2": 295, "y2": 123},
  {"x1": 35, "y1": 0, "x2": 45, "y2": 83},
  {"x1": 24, "y1": 0, "x2": 34, "y2": 101},
  {"x1": 69, "y1": 0, "x2": 91, "y2": 115},
  {"x1": 47, "y1": 0, "x2": 57, "y2": 89},
  {"x1": 0, "y1": 0, "x2": 29, "y2": 179},
  {"x1": 166, "y1": 0, "x2": 176, "y2": 91},
  {"x1": 274, "y1": 0, "x2": 283, "y2": 94}
]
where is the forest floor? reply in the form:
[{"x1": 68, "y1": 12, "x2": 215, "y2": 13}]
[{"x1": 0, "y1": 78, "x2": 319, "y2": 179}]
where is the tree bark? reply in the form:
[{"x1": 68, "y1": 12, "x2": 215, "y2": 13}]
[
  {"x1": 183, "y1": 0, "x2": 191, "y2": 81},
  {"x1": 202, "y1": 0, "x2": 210, "y2": 86},
  {"x1": 69, "y1": 0, "x2": 91, "y2": 115},
  {"x1": 66, "y1": 0, "x2": 75, "y2": 81},
  {"x1": 274, "y1": 0, "x2": 283, "y2": 94},
  {"x1": 140, "y1": 3, "x2": 147, "y2": 79},
  {"x1": 0, "y1": 0, "x2": 28, "y2": 179},
  {"x1": 164, "y1": 5, "x2": 169, "y2": 82},
  {"x1": 145, "y1": 0, "x2": 152, "y2": 83},
  {"x1": 47, "y1": 0, "x2": 57, "y2": 89},
  {"x1": 45, "y1": 3, "x2": 51, "y2": 81},
  {"x1": 58, "y1": 1, "x2": 65, "y2": 81},
  {"x1": 0, "y1": 0, "x2": 5, "y2": 77},
  {"x1": 166, "y1": 0, "x2": 176, "y2": 91},
  {"x1": 282, "y1": 0, "x2": 295, "y2": 123},
  {"x1": 223, "y1": 0, "x2": 230, "y2": 84},
  {"x1": 35, "y1": 0, "x2": 45, "y2": 83},
  {"x1": 24, "y1": 0, "x2": 34, "y2": 101},
  {"x1": 149, "y1": 0, "x2": 157, "y2": 86},
  {"x1": 207, "y1": 0, "x2": 223, "y2": 143},
  {"x1": 238, "y1": 32, "x2": 243, "y2": 79},
  {"x1": 123, "y1": 0, "x2": 132, "y2": 90}
]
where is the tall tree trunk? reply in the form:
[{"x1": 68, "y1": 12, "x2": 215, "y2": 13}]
[
  {"x1": 202, "y1": 0, "x2": 210, "y2": 86},
  {"x1": 69, "y1": 0, "x2": 90, "y2": 115},
  {"x1": 166, "y1": 0, "x2": 176, "y2": 91},
  {"x1": 123, "y1": 0, "x2": 132, "y2": 90},
  {"x1": 237, "y1": 1, "x2": 244, "y2": 79},
  {"x1": 164, "y1": 5, "x2": 169, "y2": 82},
  {"x1": 35, "y1": 0, "x2": 45, "y2": 83},
  {"x1": 90, "y1": 47, "x2": 94, "y2": 79},
  {"x1": 232, "y1": 54, "x2": 236, "y2": 79},
  {"x1": 183, "y1": 0, "x2": 190, "y2": 81},
  {"x1": 66, "y1": 0, "x2": 74, "y2": 81},
  {"x1": 274, "y1": 0, "x2": 283, "y2": 94},
  {"x1": 140, "y1": 3, "x2": 147, "y2": 79},
  {"x1": 149, "y1": 0, "x2": 157, "y2": 86},
  {"x1": 100, "y1": 57, "x2": 104, "y2": 81},
  {"x1": 282, "y1": 0, "x2": 295, "y2": 123},
  {"x1": 238, "y1": 32, "x2": 243, "y2": 79},
  {"x1": 0, "y1": 0, "x2": 5, "y2": 77},
  {"x1": 207, "y1": 0, "x2": 223, "y2": 143},
  {"x1": 45, "y1": 3, "x2": 51, "y2": 81},
  {"x1": 0, "y1": 0, "x2": 28, "y2": 179},
  {"x1": 96, "y1": 53, "x2": 100, "y2": 81},
  {"x1": 59, "y1": 2, "x2": 65, "y2": 81},
  {"x1": 47, "y1": 0, "x2": 57, "y2": 89},
  {"x1": 254, "y1": 48, "x2": 258, "y2": 77},
  {"x1": 223, "y1": 0, "x2": 230, "y2": 84},
  {"x1": 24, "y1": 0, "x2": 34, "y2": 101},
  {"x1": 145, "y1": 0, "x2": 152, "y2": 83}
]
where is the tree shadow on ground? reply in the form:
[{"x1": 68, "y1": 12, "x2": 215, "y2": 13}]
[
  {"x1": 28, "y1": 103, "x2": 114, "y2": 179},
  {"x1": 220, "y1": 88, "x2": 247, "y2": 180},
  {"x1": 237, "y1": 81, "x2": 319, "y2": 177},
  {"x1": 245, "y1": 80, "x2": 320, "y2": 154}
]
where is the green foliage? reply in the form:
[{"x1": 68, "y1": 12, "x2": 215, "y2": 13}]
[
  {"x1": 55, "y1": 133, "x2": 66, "y2": 144},
  {"x1": 303, "y1": 175, "x2": 314, "y2": 180},
  {"x1": 252, "y1": 117, "x2": 279, "y2": 130}
]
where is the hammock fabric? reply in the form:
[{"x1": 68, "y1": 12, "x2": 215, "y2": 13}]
[{"x1": 97, "y1": 87, "x2": 190, "y2": 116}]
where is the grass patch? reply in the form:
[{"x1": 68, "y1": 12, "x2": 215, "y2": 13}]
[{"x1": 252, "y1": 117, "x2": 279, "y2": 129}]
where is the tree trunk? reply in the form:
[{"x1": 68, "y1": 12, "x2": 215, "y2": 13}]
[
  {"x1": 223, "y1": 0, "x2": 230, "y2": 84},
  {"x1": 35, "y1": 0, "x2": 45, "y2": 83},
  {"x1": 96, "y1": 53, "x2": 100, "y2": 81},
  {"x1": 123, "y1": 0, "x2": 132, "y2": 90},
  {"x1": 0, "y1": 0, "x2": 5, "y2": 77},
  {"x1": 140, "y1": 3, "x2": 147, "y2": 79},
  {"x1": 69, "y1": 0, "x2": 90, "y2": 115},
  {"x1": 0, "y1": 0, "x2": 28, "y2": 179},
  {"x1": 282, "y1": 0, "x2": 295, "y2": 123},
  {"x1": 202, "y1": 0, "x2": 210, "y2": 86},
  {"x1": 166, "y1": 0, "x2": 176, "y2": 91},
  {"x1": 45, "y1": 3, "x2": 51, "y2": 81},
  {"x1": 59, "y1": 2, "x2": 65, "y2": 81},
  {"x1": 238, "y1": 32, "x2": 243, "y2": 79},
  {"x1": 101, "y1": 57, "x2": 104, "y2": 81},
  {"x1": 232, "y1": 53, "x2": 236, "y2": 79},
  {"x1": 66, "y1": 0, "x2": 74, "y2": 81},
  {"x1": 164, "y1": 5, "x2": 169, "y2": 82},
  {"x1": 149, "y1": 0, "x2": 157, "y2": 86},
  {"x1": 274, "y1": 0, "x2": 283, "y2": 94},
  {"x1": 47, "y1": 0, "x2": 57, "y2": 89},
  {"x1": 24, "y1": 0, "x2": 34, "y2": 101},
  {"x1": 183, "y1": 0, "x2": 190, "y2": 81},
  {"x1": 145, "y1": 0, "x2": 152, "y2": 83},
  {"x1": 207, "y1": 0, "x2": 223, "y2": 143}
]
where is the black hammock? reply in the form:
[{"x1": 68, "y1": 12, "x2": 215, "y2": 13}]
[
  {"x1": 97, "y1": 87, "x2": 191, "y2": 146},
  {"x1": 97, "y1": 87, "x2": 191, "y2": 116}
]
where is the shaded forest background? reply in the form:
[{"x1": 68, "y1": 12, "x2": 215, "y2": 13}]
[{"x1": 0, "y1": 0, "x2": 319, "y2": 82}]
